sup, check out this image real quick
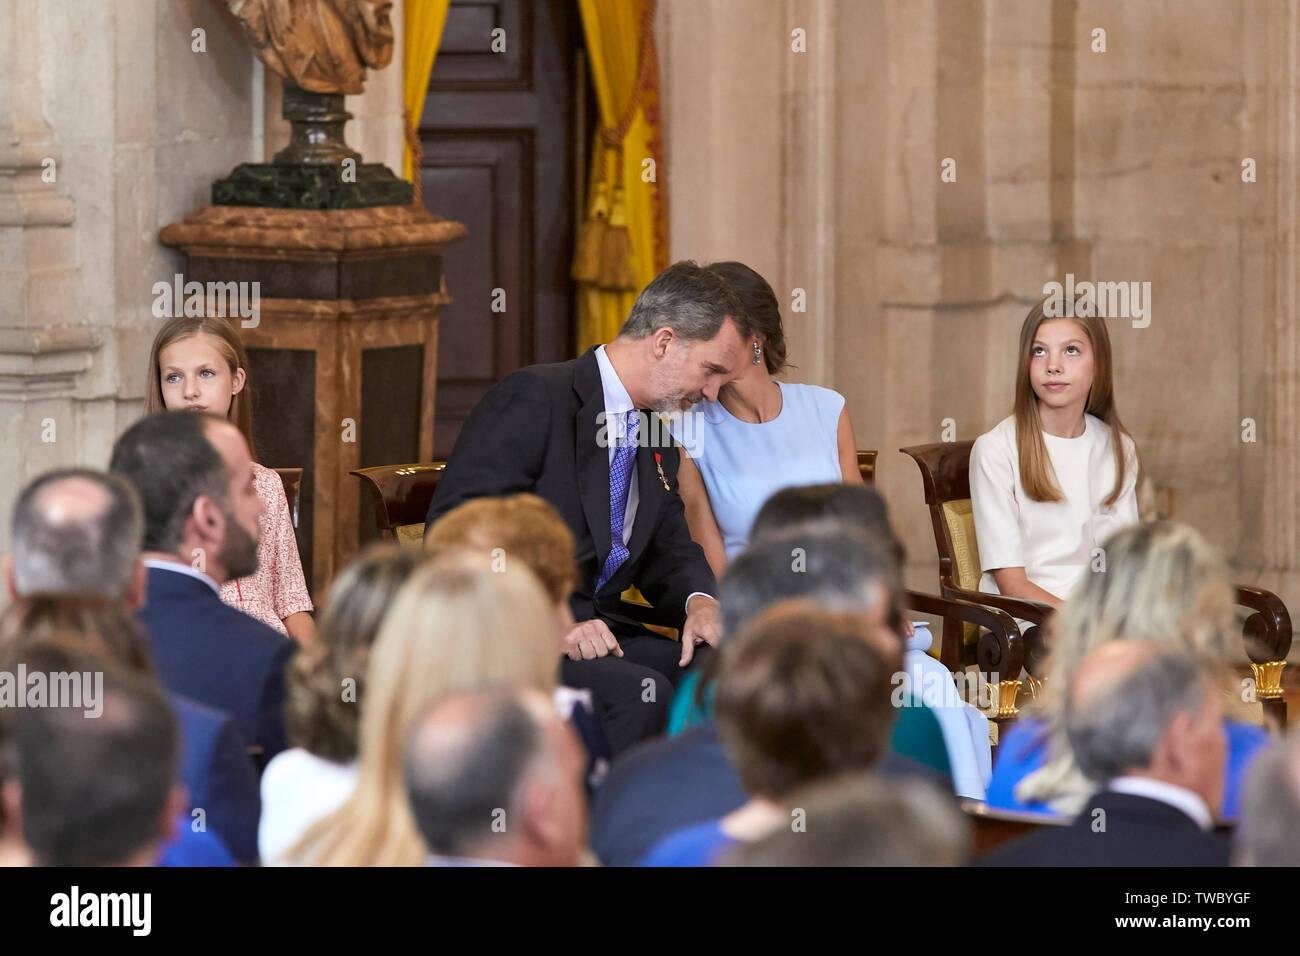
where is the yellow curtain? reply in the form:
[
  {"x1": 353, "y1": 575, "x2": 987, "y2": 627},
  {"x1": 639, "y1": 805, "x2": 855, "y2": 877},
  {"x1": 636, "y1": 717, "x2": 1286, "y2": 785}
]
[
  {"x1": 573, "y1": 0, "x2": 668, "y2": 353},
  {"x1": 402, "y1": 0, "x2": 453, "y2": 197}
]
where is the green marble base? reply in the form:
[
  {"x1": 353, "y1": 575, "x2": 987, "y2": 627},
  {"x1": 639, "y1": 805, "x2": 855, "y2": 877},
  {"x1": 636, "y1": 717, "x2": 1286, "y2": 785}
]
[{"x1": 212, "y1": 162, "x2": 415, "y2": 210}]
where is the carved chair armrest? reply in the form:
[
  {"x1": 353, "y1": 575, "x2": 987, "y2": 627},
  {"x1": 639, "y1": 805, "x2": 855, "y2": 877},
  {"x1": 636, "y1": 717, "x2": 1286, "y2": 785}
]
[{"x1": 1235, "y1": 585, "x2": 1293, "y2": 663}]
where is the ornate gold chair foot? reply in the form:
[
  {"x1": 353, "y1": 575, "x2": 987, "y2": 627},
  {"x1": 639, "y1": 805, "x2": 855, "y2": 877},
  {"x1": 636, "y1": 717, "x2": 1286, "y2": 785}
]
[
  {"x1": 1250, "y1": 660, "x2": 1286, "y2": 701},
  {"x1": 988, "y1": 679, "x2": 1020, "y2": 719}
]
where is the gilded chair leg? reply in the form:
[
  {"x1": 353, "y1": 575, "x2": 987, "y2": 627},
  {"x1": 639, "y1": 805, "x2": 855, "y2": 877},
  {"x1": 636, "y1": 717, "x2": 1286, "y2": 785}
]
[
  {"x1": 1250, "y1": 660, "x2": 1287, "y2": 702},
  {"x1": 989, "y1": 679, "x2": 1021, "y2": 719},
  {"x1": 1024, "y1": 674, "x2": 1045, "y2": 700}
]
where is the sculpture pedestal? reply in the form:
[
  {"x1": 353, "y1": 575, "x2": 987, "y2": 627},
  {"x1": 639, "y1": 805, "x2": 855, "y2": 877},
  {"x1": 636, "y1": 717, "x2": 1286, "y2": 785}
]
[{"x1": 160, "y1": 203, "x2": 466, "y2": 593}]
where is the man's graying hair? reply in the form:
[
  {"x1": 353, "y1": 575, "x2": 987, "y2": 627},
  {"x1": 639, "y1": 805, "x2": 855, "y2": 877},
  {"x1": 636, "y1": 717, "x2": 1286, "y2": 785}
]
[
  {"x1": 618, "y1": 260, "x2": 749, "y2": 343},
  {"x1": 719, "y1": 530, "x2": 895, "y2": 642},
  {"x1": 10, "y1": 469, "x2": 143, "y2": 599},
  {"x1": 1065, "y1": 647, "x2": 1210, "y2": 785}
]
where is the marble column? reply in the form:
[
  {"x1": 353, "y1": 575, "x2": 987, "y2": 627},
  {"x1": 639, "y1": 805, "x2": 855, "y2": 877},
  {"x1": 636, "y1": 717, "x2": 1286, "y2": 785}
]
[{"x1": 0, "y1": 0, "x2": 101, "y2": 544}]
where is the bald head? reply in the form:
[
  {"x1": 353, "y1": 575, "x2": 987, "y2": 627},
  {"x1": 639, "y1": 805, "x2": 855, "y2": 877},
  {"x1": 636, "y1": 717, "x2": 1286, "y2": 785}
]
[
  {"x1": 402, "y1": 688, "x2": 587, "y2": 866},
  {"x1": 1065, "y1": 640, "x2": 1225, "y2": 811},
  {"x1": 9, "y1": 469, "x2": 143, "y2": 600}
]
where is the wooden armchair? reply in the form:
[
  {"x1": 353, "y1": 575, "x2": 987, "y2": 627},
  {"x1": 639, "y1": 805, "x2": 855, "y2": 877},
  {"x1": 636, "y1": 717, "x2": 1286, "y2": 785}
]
[
  {"x1": 861, "y1": 449, "x2": 1024, "y2": 724},
  {"x1": 271, "y1": 467, "x2": 303, "y2": 528},
  {"x1": 900, "y1": 440, "x2": 1291, "y2": 726},
  {"x1": 349, "y1": 461, "x2": 681, "y2": 631},
  {"x1": 350, "y1": 461, "x2": 446, "y2": 548}
]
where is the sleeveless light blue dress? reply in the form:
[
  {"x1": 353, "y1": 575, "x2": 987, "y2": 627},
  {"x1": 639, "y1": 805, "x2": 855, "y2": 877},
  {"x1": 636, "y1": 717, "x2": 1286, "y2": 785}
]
[{"x1": 669, "y1": 381, "x2": 845, "y2": 560}]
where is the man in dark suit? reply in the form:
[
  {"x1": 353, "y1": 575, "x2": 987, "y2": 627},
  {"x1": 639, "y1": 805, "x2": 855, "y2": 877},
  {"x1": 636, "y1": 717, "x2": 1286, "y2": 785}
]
[
  {"x1": 426, "y1": 261, "x2": 750, "y2": 753},
  {"x1": 110, "y1": 412, "x2": 295, "y2": 763},
  {"x1": 6, "y1": 467, "x2": 263, "y2": 863},
  {"x1": 980, "y1": 642, "x2": 1230, "y2": 867}
]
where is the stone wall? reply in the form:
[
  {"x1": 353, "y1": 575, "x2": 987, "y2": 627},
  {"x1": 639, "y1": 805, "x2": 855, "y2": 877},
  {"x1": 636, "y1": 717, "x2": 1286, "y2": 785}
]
[
  {"x1": 0, "y1": 0, "x2": 405, "y2": 548},
  {"x1": 659, "y1": 0, "x2": 1300, "y2": 614}
]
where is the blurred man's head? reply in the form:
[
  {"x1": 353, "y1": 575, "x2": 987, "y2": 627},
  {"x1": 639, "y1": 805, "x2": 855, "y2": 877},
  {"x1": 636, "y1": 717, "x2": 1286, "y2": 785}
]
[
  {"x1": 7, "y1": 469, "x2": 145, "y2": 607},
  {"x1": 1066, "y1": 641, "x2": 1226, "y2": 815},
  {"x1": 403, "y1": 687, "x2": 587, "y2": 866},
  {"x1": 1235, "y1": 735, "x2": 1300, "y2": 866},
  {"x1": 715, "y1": 601, "x2": 898, "y2": 801},
  {"x1": 109, "y1": 412, "x2": 261, "y2": 584},
  {"x1": 719, "y1": 530, "x2": 899, "y2": 660},
  {"x1": 724, "y1": 774, "x2": 967, "y2": 866},
  {"x1": 1, "y1": 643, "x2": 182, "y2": 866}
]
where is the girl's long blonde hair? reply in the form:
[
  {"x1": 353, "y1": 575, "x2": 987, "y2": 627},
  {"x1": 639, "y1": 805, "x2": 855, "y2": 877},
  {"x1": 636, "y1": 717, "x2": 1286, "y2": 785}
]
[
  {"x1": 145, "y1": 315, "x2": 256, "y2": 460},
  {"x1": 1013, "y1": 297, "x2": 1135, "y2": 504},
  {"x1": 1016, "y1": 521, "x2": 1247, "y2": 812},
  {"x1": 285, "y1": 560, "x2": 560, "y2": 866}
]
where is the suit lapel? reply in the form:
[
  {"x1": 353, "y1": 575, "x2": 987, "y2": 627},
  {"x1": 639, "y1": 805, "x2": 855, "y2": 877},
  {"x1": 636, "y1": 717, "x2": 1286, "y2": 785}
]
[{"x1": 573, "y1": 349, "x2": 612, "y2": 569}]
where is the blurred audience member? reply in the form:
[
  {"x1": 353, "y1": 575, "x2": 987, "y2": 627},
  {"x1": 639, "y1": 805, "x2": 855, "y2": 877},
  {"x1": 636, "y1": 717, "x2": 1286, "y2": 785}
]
[
  {"x1": 987, "y1": 521, "x2": 1267, "y2": 820},
  {"x1": 3, "y1": 642, "x2": 184, "y2": 866},
  {"x1": 6, "y1": 468, "x2": 145, "y2": 604},
  {"x1": 1235, "y1": 735, "x2": 1300, "y2": 866},
  {"x1": 259, "y1": 545, "x2": 423, "y2": 862},
  {"x1": 110, "y1": 411, "x2": 295, "y2": 761},
  {"x1": 404, "y1": 687, "x2": 587, "y2": 867},
  {"x1": 283, "y1": 563, "x2": 561, "y2": 866},
  {"x1": 591, "y1": 529, "x2": 940, "y2": 867},
  {"x1": 426, "y1": 493, "x2": 612, "y2": 788},
  {"x1": 4, "y1": 470, "x2": 261, "y2": 864},
  {"x1": 743, "y1": 482, "x2": 987, "y2": 796},
  {"x1": 980, "y1": 642, "x2": 1229, "y2": 866},
  {"x1": 724, "y1": 774, "x2": 967, "y2": 866},
  {"x1": 640, "y1": 600, "x2": 897, "y2": 865}
]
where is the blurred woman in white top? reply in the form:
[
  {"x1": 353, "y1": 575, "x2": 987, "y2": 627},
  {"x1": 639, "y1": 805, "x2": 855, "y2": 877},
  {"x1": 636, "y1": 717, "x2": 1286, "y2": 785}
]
[
  {"x1": 670, "y1": 261, "x2": 864, "y2": 580},
  {"x1": 969, "y1": 296, "x2": 1140, "y2": 609}
]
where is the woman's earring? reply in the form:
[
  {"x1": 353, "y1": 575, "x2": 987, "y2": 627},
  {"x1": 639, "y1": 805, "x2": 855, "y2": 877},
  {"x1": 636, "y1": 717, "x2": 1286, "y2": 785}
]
[{"x1": 752, "y1": 342, "x2": 762, "y2": 365}]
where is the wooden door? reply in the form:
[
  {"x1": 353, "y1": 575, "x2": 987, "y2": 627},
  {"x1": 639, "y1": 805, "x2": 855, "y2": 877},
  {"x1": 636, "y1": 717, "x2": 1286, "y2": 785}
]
[{"x1": 417, "y1": 0, "x2": 588, "y2": 459}]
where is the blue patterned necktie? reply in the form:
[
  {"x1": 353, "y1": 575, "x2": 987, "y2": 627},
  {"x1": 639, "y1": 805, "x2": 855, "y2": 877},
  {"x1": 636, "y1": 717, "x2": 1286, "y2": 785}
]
[{"x1": 596, "y1": 410, "x2": 640, "y2": 591}]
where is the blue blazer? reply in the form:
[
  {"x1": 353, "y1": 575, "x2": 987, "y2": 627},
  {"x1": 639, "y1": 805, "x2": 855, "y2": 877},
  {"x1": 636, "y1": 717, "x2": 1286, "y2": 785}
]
[
  {"x1": 171, "y1": 693, "x2": 262, "y2": 865},
  {"x1": 139, "y1": 565, "x2": 295, "y2": 762}
]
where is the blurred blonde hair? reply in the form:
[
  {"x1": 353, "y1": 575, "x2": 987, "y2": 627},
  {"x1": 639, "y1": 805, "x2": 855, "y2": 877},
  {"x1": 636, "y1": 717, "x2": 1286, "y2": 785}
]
[
  {"x1": 1016, "y1": 520, "x2": 1247, "y2": 812},
  {"x1": 284, "y1": 560, "x2": 560, "y2": 866}
]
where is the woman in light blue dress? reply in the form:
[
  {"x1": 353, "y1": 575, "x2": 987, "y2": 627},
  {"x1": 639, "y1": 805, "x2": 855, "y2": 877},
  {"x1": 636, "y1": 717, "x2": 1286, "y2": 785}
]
[{"x1": 670, "y1": 261, "x2": 864, "y2": 579}]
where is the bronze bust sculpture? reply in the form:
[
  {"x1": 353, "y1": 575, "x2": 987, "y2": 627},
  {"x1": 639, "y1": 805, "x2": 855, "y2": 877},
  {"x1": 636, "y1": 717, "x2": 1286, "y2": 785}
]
[
  {"x1": 214, "y1": 0, "x2": 413, "y2": 206},
  {"x1": 225, "y1": 0, "x2": 395, "y2": 95}
]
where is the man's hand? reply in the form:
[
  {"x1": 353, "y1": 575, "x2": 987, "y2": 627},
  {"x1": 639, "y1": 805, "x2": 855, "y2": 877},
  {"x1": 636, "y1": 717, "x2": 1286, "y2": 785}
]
[
  {"x1": 562, "y1": 619, "x2": 624, "y2": 661},
  {"x1": 679, "y1": 594, "x2": 722, "y2": 666}
]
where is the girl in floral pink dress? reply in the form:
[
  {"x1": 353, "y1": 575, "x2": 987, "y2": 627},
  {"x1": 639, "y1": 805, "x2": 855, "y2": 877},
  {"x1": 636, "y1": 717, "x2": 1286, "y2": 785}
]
[{"x1": 145, "y1": 316, "x2": 316, "y2": 642}]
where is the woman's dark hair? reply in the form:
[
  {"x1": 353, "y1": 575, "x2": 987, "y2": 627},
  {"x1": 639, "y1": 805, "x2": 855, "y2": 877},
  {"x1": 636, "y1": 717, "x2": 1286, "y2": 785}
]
[{"x1": 706, "y1": 261, "x2": 788, "y2": 375}]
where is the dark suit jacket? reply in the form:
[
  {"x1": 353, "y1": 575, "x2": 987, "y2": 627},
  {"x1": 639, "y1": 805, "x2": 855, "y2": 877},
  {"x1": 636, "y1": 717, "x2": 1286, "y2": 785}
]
[
  {"x1": 171, "y1": 693, "x2": 262, "y2": 865},
  {"x1": 139, "y1": 565, "x2": 294, "y2": 761},
  {"x1": 426, "y1": 346, "x2": 716, "y2": 635},
  {"x1": 978, "y1": 790, "x2": 1231, "y2": 867},
  {"x1": 589, "y1": 720, "x2": 952, "y2": 867}
]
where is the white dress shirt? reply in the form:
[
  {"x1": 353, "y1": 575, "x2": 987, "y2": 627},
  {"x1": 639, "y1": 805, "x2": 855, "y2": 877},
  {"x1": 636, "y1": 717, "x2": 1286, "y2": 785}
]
[
  {"x1": 1107, "y1": 775, "x2": 1214, "y2": 831},
  {"x1": 593, "y1": 345, "x2": 711, "y2": 615},
  {"x1": 143, "y1": 556, "x2": 222, "y2": 597}
]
